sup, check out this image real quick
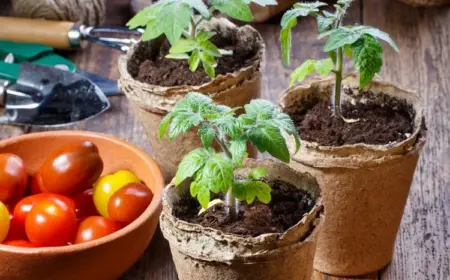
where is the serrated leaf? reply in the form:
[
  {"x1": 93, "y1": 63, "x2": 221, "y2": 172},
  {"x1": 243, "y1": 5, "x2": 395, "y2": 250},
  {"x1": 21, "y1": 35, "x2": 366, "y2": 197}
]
[
  {"x1": 230, "y1": 138, "x2": 247, "y2": 166},
  {"x1": 290, "y1": 59, "x2": 316, "y2": 86},
  {"x1": 169, "y1": 39, "x2": 197, "y2": 53},
  {"x1": 196, "y1": 31, "x2": 216, "y2": 42},
  {"x1": 361, "y1": 26, "x2": 399, "y2": 52},
  {"x1": 158, "y1": 2, "x2": 192, "y2": 45},
  {"x1": 317, "y1": 15, "x2": 333, "y2": 32},
  {"x1": 175, "y1": 148, "x2": 211, "y2": 185},
  {"x1": 280, "y1": 18, "x2": 296, "y2": 66},
  {"x1": 211, "y1": 115, "x2": 241, "y2": 139},
  {"x1": 270, "y1": 111, "x2": 301, "y2": 152},
  {"x1": 282, "y1": 2, "x2": 327, "y2": 28},
  {"x1": 182, "y1": 0, "x2": 211, "y2": 18},
  {"x1": 248, "y1": 167, "x2": 267, "y2": 180},
  {"x1": 158, "y1": 113, "x2": 172, "y2": 140},
  {"x1": 351, "y1": 34, "x2": 383, "y2": 88},
  {"x1": 210, "y1": 0, "x2": 253, "y2": 21},
  {"x1": 314, "y1": 58, "x2": 334, "y2": 76},
  {"x1": 168, "y1": 112, "x2": 202, "y2": 139},
  {"x1": 233, "y1": 180, "x2": 272, "y2": 204},
  {"x1": 199, "y1": 40, "x2": 221, "y2": 57},
  {"x1": 127, "y1": 7, "x2": 154, "y2": 29},
  {"x1": 189, "y1": 50, "x2": 201, "y2": 71},
  {"x1": 166, "y1": 53, "x2": 191, "y2": 59},
  {"x1": 186, "y1": 92, "x2": 212, "y2": 111},
  {"x1": 244, "y1": 99, "x2": 275, "y2": 120},
  {"x1": 203, "y1": 153, "x2": 233, "y2": 193},
  {"x1": 248, "y1": 126, "x2": 290, "y2": 163},
  {"x1": 322, "y1": 26, "x2": 366, "y2": 52},
  {"x1": 142, "y1": 20, "x2": 163, "y2": 41},
  {"x1": 198, "y1": 124, "x2": 215, "y2": 148}
]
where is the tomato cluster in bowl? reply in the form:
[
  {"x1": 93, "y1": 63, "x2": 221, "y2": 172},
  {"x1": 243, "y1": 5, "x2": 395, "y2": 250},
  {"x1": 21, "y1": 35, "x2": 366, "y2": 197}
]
[{"x1": 0, "y1": 141, "x2": 153, "y2": 248}]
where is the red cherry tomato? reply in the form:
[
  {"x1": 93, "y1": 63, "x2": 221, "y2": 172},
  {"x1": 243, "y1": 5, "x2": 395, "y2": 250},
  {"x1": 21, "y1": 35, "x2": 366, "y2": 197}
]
[
  {"x1": 4, "y1": 211, "x2": 27, "y2": 241},
  {"x1": 107, "y1": 182, "x2": 153, "y2": 225},
  {"x1": 29, "y1": 176, "x2": 42, "y2": 195},
  {"x1": 74, "y1": 189, "x2": 99, "y2": 219},
  {"x1": 0, "y1": 154, "x2": 28, "y2": 203},
  {"x1": 26, "y1": 198, "x2": 77, "y2": 247},
  {"x1": 13, "y1": 193, "x2": 75, "y2": 230},
  {"x1": 75, "y1": 216, "x2": 121, "y2": 244},
  {"x1": 3, "y1": 240, "x2": 36, "y2": 248},
  {"x1": 33, "y1": 141, "x2": 103, "y2": 195}
]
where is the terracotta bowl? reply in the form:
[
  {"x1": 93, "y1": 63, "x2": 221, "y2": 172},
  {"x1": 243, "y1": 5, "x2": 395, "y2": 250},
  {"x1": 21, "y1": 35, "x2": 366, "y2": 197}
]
[{"x1": 0, "y1": 131, "x2": 165, "y2": 280}]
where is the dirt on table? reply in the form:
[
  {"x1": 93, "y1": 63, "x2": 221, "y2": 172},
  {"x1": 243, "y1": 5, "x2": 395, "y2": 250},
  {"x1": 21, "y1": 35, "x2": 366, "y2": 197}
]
[
  {"x1": 290, "y1": 98, "x2": 414, "y2": 146},
  {"x1": 173, "y1": 180, "x2": 315, "y2": 237},
  {"x1": 129, "y1": 35, "x2": 258, "y2": 87}
]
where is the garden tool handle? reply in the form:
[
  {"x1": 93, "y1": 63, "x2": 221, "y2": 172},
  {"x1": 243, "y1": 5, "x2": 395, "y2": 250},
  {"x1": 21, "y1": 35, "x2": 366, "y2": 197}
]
[{"x1": 0, "y1": 17, "x2": 80, "y2": 49}]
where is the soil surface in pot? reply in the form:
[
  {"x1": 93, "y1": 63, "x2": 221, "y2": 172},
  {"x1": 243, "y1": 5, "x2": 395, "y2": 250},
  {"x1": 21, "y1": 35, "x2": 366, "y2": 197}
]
[
  {"x1": 174, "y1": 180, "x2": 315, "y2": 237},
  {"x1": 291, "y1": 97, "x2": 414, "y2": 146},
  {"x1": 130, "y1": 35, "x2": 258, "y2": 87}
]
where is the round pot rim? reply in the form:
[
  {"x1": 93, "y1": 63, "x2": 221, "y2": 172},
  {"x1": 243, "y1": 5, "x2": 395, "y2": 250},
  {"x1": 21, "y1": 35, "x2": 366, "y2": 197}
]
[
  {"x1": 279, "y1": 74, "x2": 426, "y2": 154},
  {"x1": 0, "y1": 130, "x2": 165, "y2": 255}
]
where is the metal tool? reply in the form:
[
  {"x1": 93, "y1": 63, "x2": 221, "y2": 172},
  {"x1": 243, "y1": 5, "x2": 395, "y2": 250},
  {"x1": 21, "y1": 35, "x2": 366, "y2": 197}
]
[
  {"x1": 0, "y1": 63, "x2": 110, "y2": 127},
  {"x1": 0, "y1": 40, "x2": 121, "y2": 96},
  {"x1": 0, "y1": 17, "x2": 143, "y2": 52}
]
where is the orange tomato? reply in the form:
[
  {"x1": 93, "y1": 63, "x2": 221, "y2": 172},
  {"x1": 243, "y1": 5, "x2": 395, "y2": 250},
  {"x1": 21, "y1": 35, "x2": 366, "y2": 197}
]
[
  {"x1": 3, "y1": 240, "x2": 36, "y2": 248},
  {"x1": 75, "y1": 216, "x2": 121, "y2": 244},
  {"x1": 0, "y1": 154, "x2": 28, "y2": 203},
  {"x1": 34, "y1": 141, "x2": 103, "y2": 195}
]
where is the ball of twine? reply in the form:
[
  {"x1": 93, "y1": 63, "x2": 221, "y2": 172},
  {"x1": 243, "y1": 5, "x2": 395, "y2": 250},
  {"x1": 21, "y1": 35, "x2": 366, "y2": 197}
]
[{"x1": 12, "y1": 0, "x2": 106, "y2": 26}]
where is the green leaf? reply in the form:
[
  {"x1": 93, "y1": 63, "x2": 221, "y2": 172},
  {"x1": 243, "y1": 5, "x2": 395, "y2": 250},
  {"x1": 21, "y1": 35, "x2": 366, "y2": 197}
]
[
  {"x1": 281, "y1": 2, "x2": 327, "y2": 28},
  {"x1": 189, "y1": 50, "x2": 201, "y2": 71},
  {"x1": 322, "y1": 26, "x2": 366, "y2": 52},
  {"x1": 328, "y1": 50, "x2": 337, "y2": 64},
  {"x1": 351, "y1": 34, "x2": 383, "y2": 88},
  {"x1": 166, "y1": 53, "x2": 190, "y2": 59},
  {"x1": 197, "y1": 186, "x2": 211, "y2": 209},
  {"x1": 198, "y1": 124, "x2": 215, "y2": 148},
  {"x1": 210, "y1": 0, "x2": 253, "y2": 21},
  {"x1": 196, "y1": 31, "x2": 216, "y2": 42},
  {"x1": 317, "y1": 15, "x2": 333, "y2": 32},
  {"x1": 158, "y1": 113, "x2": 172, "y2": 140},
  {"x1": 211, "y1": 115, "x2": 241, "y2": 139},
  {"x1": 175, "y1": 148, "x2": 211, "y2": 185},
  {"x1": 248, "y1": 167, "x2": 267, "y2": 180},
  {"x1": 248, "y1": 126, "x2": 290, "y2": 163},
  {"x1": 314, "y1": 58, "x2": 334, "y2": 76},
  {"x1": 244, "y1": 99, "x2": 275, "y2": 120},
  {"x1": 245, "y1": 0, "x2": 277, "y2": 6},
  {"x1": 142, "y1": 20, "x2": 163, "y2": 41},
  {"x1": 182, "y1": 0, "x2": 210, "y2": 18},
  {"x1": 168, "y1": 112, "x2": 202, "y2": 139},
  {"x1": 169, "y1": 39, "x2": 197, "y2": 53},
  {"x1": 127, "y1": 7, "x2": 154, "y2": 29},
  {"x1": 186, "y1": 92, "x2": 212, "y2": 111},
  {"x1": 290, "y1": 59, "x2": 316, "y2": 86},
  {"x1": 202, "y1": 59, "x2": 216, "y2": 78},
  {"x1": 203, "y1": 153, "x2": 233, "y2": 193},
  {"x1": 280, "y1": 18, "x2": 296, "y2": 66},
  {"x1": 158, "y1": 2, "x2": 193, "y2": 45},
  {"x1": 199, "y1": 41, "x2": 221, "y2": 57},
  {"x1": 344, "y1": 44, "x2": 353, "y2": 57},
  {"x1": 219, "y1": 49, "x2": 233, "y2": 55},
  {"x1": 233, "y1": 180, "x2": 272, "y2": 204},
  {"x1": 232, "y1": 180, "x2": 246, "y2": 201},
  {"x1": 270, "y1": 111, "x2": 301, "y2": 152},
  {"x1": 230, "y1": 138, "x2": 247, "y2": 166},
  {"x1": 361, "y1": 26, "x2": 399, "y2": 52}
]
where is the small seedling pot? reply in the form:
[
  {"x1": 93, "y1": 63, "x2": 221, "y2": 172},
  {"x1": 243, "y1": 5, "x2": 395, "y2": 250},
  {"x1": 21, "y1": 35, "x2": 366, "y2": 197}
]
[
  {"x1": 118, "y1": 18, "x2": 264, "y2": 182},
  {"x1": 279, "y1": 75, "x2": 426, "y2": 276},
  {"x1": 160, "y1": 159, "x2": 323, "y2": 280}
]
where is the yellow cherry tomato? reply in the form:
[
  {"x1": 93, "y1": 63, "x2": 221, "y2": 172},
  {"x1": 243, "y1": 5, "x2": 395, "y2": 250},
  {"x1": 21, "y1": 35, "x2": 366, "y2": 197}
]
[
  {"x1": 93, "y1": 170, "x2": 140, "y2": 217},
  {"x1": 0, "y1": 202, "x2": 10, "y2": 243}
]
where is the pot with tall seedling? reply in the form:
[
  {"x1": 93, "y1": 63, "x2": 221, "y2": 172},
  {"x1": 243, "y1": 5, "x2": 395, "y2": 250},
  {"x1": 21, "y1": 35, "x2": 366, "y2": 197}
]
[
  {"x1": 278, "y1": 0, "x2": 426, "y2": 276},
  {"x1": 158, "y1": 92, "x2": 323, "y2": 280},
  {"x1": 119, "y1": 0, "x2": 275, "y2": 181}
]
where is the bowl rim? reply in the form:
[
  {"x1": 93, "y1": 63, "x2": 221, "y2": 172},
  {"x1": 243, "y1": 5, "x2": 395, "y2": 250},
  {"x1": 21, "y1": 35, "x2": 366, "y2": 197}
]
[{"x1": 0, "y1": 130, "x2": 165, "y2": 255}]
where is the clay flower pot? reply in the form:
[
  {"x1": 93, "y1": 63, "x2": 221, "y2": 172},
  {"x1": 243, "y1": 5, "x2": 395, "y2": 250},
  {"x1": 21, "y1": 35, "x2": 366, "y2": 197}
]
[
  {"x1": 118, "y1": 17, "x2": 264, "y2": 182},
  {"x1": 0, "y1": 131, "x2": 164, "y2": 280},
  {"x1": 279, "y1": 75, "x2": 426, "y2": 276},
  {"x1": 160, "y1": 159, "x2": 323, "y2": 280}
]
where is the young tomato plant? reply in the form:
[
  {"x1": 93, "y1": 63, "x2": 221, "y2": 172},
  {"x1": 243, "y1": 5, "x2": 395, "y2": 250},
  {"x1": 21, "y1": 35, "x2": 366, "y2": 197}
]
[
  {"x1": 159, "y1": 92, "x2": 300, "y2": 218},
  {"x1": 128, "y1": 0, "x2": 277, "y2": 78},
  {"x1": 280, "y1": 0, "x2": 399, "y2": 121}
]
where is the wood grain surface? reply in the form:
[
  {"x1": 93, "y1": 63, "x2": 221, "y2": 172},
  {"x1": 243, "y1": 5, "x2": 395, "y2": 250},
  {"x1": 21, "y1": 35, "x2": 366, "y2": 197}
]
[{"x1": 0, "y1": 0, "x2": 448, "y2": 279}]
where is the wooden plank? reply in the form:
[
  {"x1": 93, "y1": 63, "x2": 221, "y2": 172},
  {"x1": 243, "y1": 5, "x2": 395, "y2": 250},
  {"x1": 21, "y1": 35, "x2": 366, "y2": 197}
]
[{"x1": 363, "y1": 1, "x2": 450, "y2": 279}]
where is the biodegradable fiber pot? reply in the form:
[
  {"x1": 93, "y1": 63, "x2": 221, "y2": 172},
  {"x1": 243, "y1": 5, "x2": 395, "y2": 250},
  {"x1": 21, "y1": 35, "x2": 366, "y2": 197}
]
[
  {"x1": 160, "y1": 159, "x2": 323, "y2": 280},
  {"x1": 118, "y1": 18, "x2": 264, "y2": 182},
  {"x1": 279, "y1": 75, "x2": 426, "y2": 276}
]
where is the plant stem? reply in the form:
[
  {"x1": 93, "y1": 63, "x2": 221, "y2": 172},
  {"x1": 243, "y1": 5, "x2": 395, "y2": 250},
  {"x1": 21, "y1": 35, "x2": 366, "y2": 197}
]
[
  {"x1": 190, "y1": 16, "x2": 197, "y2": 38},
  {"x1": 333, "y1": 47, "x2": 344, "y2": 118}
]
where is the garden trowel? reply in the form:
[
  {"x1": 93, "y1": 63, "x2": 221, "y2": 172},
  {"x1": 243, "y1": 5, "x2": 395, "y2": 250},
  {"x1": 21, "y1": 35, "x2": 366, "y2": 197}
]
[{"x1": 0, "y1": 63, "x2": 110, "y2": 127}]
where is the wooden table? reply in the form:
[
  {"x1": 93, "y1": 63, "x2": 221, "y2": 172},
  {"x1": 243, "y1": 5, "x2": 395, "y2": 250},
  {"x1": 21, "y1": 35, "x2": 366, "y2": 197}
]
[{"x1": 1, "y1": 0, "x2": 449, "y2": 279}]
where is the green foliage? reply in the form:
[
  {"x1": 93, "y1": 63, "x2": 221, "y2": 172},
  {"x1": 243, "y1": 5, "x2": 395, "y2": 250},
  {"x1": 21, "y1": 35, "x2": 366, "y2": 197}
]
[
  {"x1": 128, "y1": 0, "x2": 277, "y2": 78},
  {"x1": 160, "y1": 92, "x2": 299, "y2": 209},
  {"x1": 290, "y1": 58, "x2": 333, "y2": 85}
]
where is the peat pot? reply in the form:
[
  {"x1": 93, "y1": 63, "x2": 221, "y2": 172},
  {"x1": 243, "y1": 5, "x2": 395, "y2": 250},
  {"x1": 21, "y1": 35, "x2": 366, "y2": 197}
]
[
  {"x1": 279, "y1": 75, "x2": 426, "y2": 276},
  {"x1": 118, "y1": 18, "x2": 264, "y2": 182},
  {"x1": 160, "y1": 159, "x2": 323, "y2": 280}
]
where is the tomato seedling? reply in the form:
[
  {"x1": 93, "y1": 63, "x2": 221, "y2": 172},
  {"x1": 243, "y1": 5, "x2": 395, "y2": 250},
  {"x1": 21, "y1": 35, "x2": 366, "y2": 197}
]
[
  {"x1": 128, "y1": 0, "x2": 277, "y2": 78},
  {"x1": 159, "y1": 92, "x2": 300, "y2": 218},
  {"x1": 280, "y1": 0, "x2": 398, "y2": 121}
]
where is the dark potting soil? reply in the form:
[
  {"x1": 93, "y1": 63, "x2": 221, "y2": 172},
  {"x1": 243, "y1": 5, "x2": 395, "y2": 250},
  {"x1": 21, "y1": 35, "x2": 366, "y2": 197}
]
[
  {"x1": 173, "y1": 180, "x2": 315, "y2": 237},
  {"x1": 291, "y1": 98, "x2": 414, "y2": 146},
  {"x1": 131, "y1": 35, "x2": 258, "y2": 87}
]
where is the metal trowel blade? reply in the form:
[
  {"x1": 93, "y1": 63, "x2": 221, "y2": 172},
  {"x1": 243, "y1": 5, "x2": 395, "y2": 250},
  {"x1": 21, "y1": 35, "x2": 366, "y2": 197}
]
[{"x1": 5, "y1": 63, "x2": 110, "y2": 127}]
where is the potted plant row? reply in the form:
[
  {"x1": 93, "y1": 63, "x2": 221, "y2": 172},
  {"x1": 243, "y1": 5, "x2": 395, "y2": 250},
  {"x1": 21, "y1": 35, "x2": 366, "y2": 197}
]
[
  {"x1": 278, "y1": 0, "x2": 426, "y2": 276},
  {"x1": 158, "y1": 93, "x2": 323, "y2": 280},
  {"x1": 119, "y1": 0, "x2": 274, "y2": 181}
]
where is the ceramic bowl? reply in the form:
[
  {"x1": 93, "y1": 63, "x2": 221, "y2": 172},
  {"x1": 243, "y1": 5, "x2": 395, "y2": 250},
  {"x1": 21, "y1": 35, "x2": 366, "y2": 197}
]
[{"x1": 0, "y1": 131, "x2": 165, "y2": 280}]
